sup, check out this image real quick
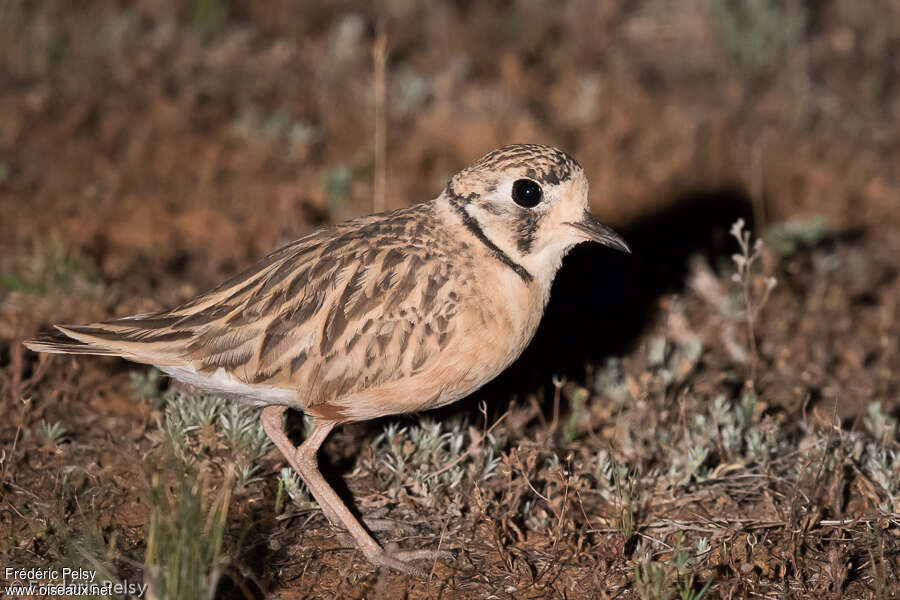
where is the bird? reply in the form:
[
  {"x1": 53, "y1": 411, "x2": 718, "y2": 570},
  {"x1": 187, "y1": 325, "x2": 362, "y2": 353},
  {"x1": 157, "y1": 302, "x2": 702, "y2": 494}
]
[{"x1": 24, "y1": 143, "x2": 630, "y2": 577}]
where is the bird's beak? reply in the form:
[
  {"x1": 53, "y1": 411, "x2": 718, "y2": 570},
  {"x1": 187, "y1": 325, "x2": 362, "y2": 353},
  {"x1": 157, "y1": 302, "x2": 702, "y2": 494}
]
[{"x1": 566, "y1": 212, "x2": 631, "y2": 253}]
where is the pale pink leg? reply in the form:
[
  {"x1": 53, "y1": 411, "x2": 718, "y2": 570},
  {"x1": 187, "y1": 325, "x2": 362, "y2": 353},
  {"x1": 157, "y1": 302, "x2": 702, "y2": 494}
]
[{"x1": 261, "y1": 405, "x2": 449, "y2": 577}]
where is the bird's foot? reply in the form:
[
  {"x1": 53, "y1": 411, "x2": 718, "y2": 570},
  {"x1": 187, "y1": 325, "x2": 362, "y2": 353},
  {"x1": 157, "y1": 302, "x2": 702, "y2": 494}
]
[{"x1": 363, "y1": 543, "x2": 455, "y2": 578}]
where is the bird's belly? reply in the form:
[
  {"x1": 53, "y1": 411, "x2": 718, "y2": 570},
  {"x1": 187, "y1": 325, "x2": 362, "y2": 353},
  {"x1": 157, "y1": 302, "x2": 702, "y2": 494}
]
[{"x1": 157, "y1": 364, "x2": 303, "y2": 408}]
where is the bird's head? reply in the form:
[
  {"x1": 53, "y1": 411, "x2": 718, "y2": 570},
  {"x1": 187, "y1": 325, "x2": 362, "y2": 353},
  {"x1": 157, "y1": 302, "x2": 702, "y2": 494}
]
[{"x1": 441, "y1": 144, "x2": 629, "y2": 287}]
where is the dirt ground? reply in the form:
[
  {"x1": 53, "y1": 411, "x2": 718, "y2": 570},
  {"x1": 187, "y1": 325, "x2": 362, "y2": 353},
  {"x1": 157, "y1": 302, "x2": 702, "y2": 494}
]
[{"x1": 1, "y1": 1, "x2": 899, "y2": 598}]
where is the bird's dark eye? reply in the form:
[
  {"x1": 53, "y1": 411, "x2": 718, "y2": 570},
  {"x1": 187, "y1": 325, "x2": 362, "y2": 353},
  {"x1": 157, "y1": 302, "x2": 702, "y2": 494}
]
[{"x1": 511, "y1": 179, "x2": 542, "y2": 208}]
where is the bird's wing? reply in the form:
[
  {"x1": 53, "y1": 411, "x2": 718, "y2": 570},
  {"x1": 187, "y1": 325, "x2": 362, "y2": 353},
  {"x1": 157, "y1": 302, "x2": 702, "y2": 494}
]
[
  {"x1": 25, "y1": 203, "x2": 470, "y2": 413},
  {"x1": 24, "y1": 223, "x2": 337, "y2": 365}
]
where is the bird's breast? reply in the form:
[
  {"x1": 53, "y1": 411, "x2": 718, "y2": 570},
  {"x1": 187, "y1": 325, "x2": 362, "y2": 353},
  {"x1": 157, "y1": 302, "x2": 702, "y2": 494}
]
[{"x1": 425, "y1": 261, "x2": 544, "y2": 408}]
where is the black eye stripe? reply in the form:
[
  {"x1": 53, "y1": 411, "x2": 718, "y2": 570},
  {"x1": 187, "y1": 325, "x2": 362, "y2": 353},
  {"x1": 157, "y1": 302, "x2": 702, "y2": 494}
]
[{"x1": 512, "y1": 179, "x2": 542, "y2": 208}]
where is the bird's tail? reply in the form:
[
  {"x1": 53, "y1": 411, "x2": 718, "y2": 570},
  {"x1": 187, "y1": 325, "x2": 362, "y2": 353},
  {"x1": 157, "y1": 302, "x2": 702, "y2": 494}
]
[
  {"x1": 24, "y1": 329, "x2": 120, "y2": 356},
  {"x1": 23, "y1": 313, "x2": 193, "y2": 366}
]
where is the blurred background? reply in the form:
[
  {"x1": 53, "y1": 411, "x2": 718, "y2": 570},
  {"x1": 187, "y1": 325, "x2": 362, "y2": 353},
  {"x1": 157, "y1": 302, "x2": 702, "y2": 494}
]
[
  {"x1": 2, "y1": 0, "x2": 897, "y2": 307},
  {"x1": 1, "y1": 1, "x2": 899, "y2": 597}
]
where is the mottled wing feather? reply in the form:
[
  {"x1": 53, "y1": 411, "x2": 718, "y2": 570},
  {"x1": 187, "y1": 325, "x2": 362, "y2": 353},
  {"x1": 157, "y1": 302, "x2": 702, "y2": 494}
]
[
  {"x1": 209, "y1": 203, "x2": 467, "y2": 411},
  {"x1": 36, "y1": 203, "x2": 472, "y2": 416},
  {"x1": 39, "y1": 229, "x2": 335, "y2": 365}
]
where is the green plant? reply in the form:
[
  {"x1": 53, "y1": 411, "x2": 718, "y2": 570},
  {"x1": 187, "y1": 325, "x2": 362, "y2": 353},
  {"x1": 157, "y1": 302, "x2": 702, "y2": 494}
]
[
  {"x1": 763, "y1": 216, "x2": 829, "y2": 256},
  {"x1": 141, "y1": 380, "x2": 285, "y2": 597},
  {"x1": 218, "y1": 403, "x2": 272, "y2": 459},
  {"x1": 709, "y1": 0, "x2": 806, "y2": 74},
  {"x1": 188, "y1": 0, "x2": 227, "y2": 34},
  {"x1": 130, "y1": 368, "x2": 165, "y2": 406},
  {"x1": 40, "y1": 420, "x2": 66, "y2": 448},
  {"x1": 685, "y1": 445, "x2": 710, "y2": 481},
  {"x1": 144, "y1": 460, "x2": 232, "y2": 599},
  {"x1": 603, "y1": 450, "x2": 635, "y2": 543},
  {"x1": 234, "y1": 463, "x2": 263, "y2": 487},
  {"x1": 864, "y1": 444, "x2": 900, "y2": 513},
  {"x1": 371, "y1": 418, "x2": 501, "y2": 500},
  {"x1": 277, "y1": 467, "x2": 314, "y2": 512},
  {"x1": 321, "y1": 165, "x2": 353, "y2": 208},
  {"x1": 863, "y1": 402, "x2": 898, "y2": 445},
  {"x1": 562, "y1": 386, "x2": 589, "y2": 443},
  {"x1": 635, "y1": 533, "x2": 711, "y2": 600},
  {"x1": 157, "y1": 390, "x2": 272, "y2": 463},
  {"x1": 0, "y1": 236, "x2": 102, "y2": 298}
]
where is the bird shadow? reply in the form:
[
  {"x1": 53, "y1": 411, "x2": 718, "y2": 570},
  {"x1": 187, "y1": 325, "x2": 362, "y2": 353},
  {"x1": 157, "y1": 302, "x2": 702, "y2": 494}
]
[{"x1": 469, "y1": 186, "x2": 755, "y2": 413}]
